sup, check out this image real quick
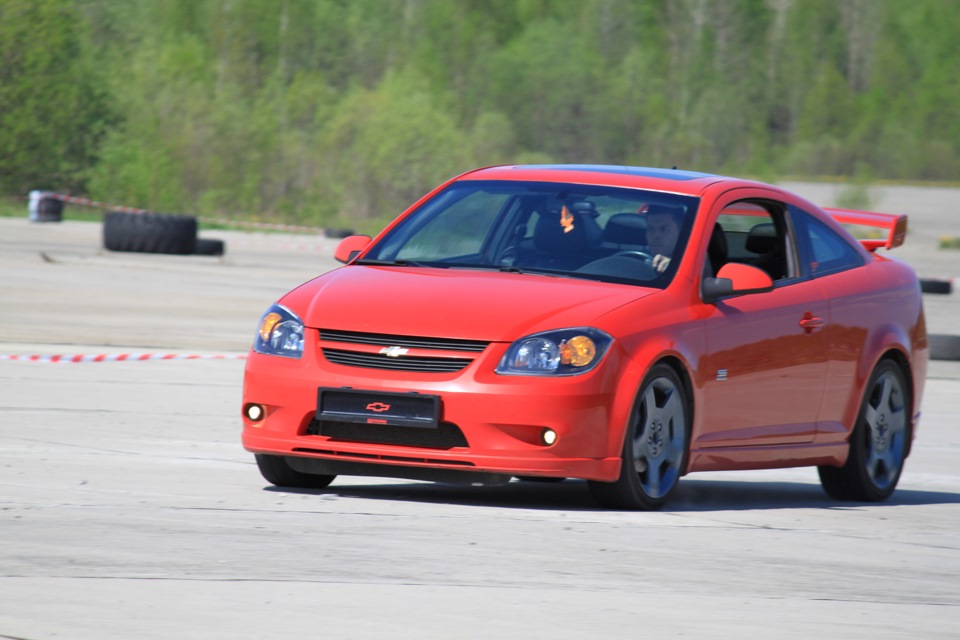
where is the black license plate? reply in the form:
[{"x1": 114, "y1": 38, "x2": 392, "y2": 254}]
[{"x1": 316, "y1": 388, "x2": 440, "y2": 429}]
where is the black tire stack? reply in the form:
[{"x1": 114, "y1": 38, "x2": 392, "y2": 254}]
[{"x1": 103, "y1": 212, "x2": 225, "y2": 256}]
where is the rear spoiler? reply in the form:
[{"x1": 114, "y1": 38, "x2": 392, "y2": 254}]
[{"x1": 823, "y1": 207, "x2": 908, "y2": 252}]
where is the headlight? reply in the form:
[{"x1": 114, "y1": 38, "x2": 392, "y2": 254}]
[
  {"x1": 253, "y1": 304, "x2": 304, "y2": 358},
  {"x1": 496, "y1": 328, "x2": 612, "y2": 376}
]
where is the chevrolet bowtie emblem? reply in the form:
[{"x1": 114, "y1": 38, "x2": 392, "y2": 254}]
[
  {"x1": 366, "y1": 402, "x2": 391, "y2": 412},
  {"x1": 379, "y1": 346, "x2": 409, "y2": 358}
]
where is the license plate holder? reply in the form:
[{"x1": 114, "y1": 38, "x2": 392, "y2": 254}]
[{"x1": 316, "y1": 388, "x2": 440, "y2": 429}]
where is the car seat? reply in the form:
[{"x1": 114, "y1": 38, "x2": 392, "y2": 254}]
[
  {"x1": 745, "y1": 223, "x2": 784, "y2": 279},
  {"x1": 601, "y1": 213, "x2": 647, "y2": 249},
  {"x1": 706, "y1": 222, "x2": 728, "y2": 277},
  {"x1": 527, "y1": 204, "x2": 602, "y2": 270}
]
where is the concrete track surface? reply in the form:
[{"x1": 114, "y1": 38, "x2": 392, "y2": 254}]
[{"x1": 1, "y1": 181, "x2": 959, "y2": 640}]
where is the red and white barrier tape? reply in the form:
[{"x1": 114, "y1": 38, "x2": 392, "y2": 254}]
[
  {"x1": 0, "y1": 353, "x2": 248, "y2": 363},
  {"x1": 201, "y1": 218, "x2": 323, "y2": 233},
  {"x1": 49, "y1": 193, "x2": 149, "y2": 214}
]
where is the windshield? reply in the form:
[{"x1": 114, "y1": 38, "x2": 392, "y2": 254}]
[{"x1": 361, "y1": 180, "x2": 699, "y2": 287}]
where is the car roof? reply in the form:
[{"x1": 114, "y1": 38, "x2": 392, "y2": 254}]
[{"x1": 458, "y1": 164, "x2": 743, "y2": 195}]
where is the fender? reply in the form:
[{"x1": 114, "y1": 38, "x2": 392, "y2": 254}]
[
  {"x1": 598, "y1": 320, "x2": 704, "y2": 466},
  {"x1": 844, "y1": 321, "x2": 913, "y2": 434}
]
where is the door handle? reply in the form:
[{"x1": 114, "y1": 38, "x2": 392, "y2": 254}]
[{"x1": 799, "y1": 313, "x2": 824, "y2": 334}]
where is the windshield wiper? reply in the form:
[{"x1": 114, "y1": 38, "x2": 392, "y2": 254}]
[
  {"x1": 353, "y1": 258, "x2": 430, "y2": 267},
  {"x1": 496, "y1": 265, "x2": 575, "y2": 279}
]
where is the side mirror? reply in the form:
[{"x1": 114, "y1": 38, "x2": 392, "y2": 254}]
[
  {"x1": 334, "y1": 235, "x2": 372, "y2": 263},
  {"x1": 702, "y1": 263, "x2": 774, "y2": 302}
]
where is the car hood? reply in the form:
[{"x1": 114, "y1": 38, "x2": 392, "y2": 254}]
[{"x1": 283, "y1": 266, "x2": 656, "y2": 342}]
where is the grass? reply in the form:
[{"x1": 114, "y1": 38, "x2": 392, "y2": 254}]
[{"x1": 939, "y1": 236, "x2": 960, "y2": 249}]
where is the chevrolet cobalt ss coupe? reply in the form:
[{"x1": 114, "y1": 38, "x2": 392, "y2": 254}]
[{"x1": 242, "y1": 165, "x2": 927, "y2": 509}]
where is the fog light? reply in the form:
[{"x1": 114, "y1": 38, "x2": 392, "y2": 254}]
[
  {"x1": 542, "y1": 429, "x2": 557, "y2": 446},
  {"x1": 245, "y1": 403, "x2": 264, "y2": 421}
]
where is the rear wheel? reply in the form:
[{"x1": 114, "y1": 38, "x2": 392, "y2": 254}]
[
  {"x1": 589, "y1": 363, "x2": 689, "y2": 510},
  {"x1": 818, "y1": 359, "x2": 910, "y2": 502},
  {"x1": 255, "y1": 454, "x2": 336, "y2": 489}
]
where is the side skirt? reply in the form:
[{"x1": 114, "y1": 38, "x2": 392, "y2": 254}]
[{"x1": 687, "y1": 442, "x2": 848, "y2": 473}]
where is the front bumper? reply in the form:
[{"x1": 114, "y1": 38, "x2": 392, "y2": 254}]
[{"x1": 241, "y1": 333, "x2": 625, "y2": 482}]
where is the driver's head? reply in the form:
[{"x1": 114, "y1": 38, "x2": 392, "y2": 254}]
[{"x1": 646, "y1": 204, "x2": 683, "y2": 257}]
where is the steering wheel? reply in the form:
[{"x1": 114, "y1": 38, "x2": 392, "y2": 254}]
[
  {"x1": 498, "y1": 246, "x2": 518, "y2": 266},
  {"x1": 612, "y1": 250, "x2": 653, "y2": 262}
]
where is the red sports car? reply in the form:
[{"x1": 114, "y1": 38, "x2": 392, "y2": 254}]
[{"x1": 242, "y1": 165, "x2": 927, "y2": 509}]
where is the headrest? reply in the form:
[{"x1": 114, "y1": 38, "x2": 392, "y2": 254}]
[
  {"x1": 745, "y1": 223, "x2": 777, "y2": 254},
  {"x1": 602, "y1": 213, "x2": 647, "y2": 245},
  {"x1": 533, "y1": 210, "x2": 588, "y2": 253},
  {"x1": 568, "y1": 201, "x2": 596, "y2": 215},
  {"x1": 708, "y1": 222, "x2": 728, "y2": 259}
]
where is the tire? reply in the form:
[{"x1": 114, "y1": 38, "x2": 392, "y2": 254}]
[
  {"x1": 818, "y1": 359, "x2": 910, "y2": 502},
  {"x1": 929, "y1": 334, "x2": 960, "y2": 361},
  {"x1": 588, "y1": 363, "x2": 690, "y2": 510},
  {"x1": 919, "y1": 278, "x2": 952, "y2": 295},
  {"x1": 36, "y1": 196, "x2": 64, "y2": 222},
  {"x1": 194, "y1": 238, "x2": 225, "y2": 256},
  {"x1": 103, "y1": 211, "x2": 197, "y2": 255},
  {"x1": 255, "y1": 454, "x2": 336, "y2": 489}
]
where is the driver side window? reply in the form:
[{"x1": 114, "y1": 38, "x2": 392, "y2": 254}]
[{"x1": 709, "y1": 201, "x2": 798, "y2": 282}]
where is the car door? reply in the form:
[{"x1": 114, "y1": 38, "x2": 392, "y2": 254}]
[
  {"x1": 695, "y1": 197, "x2": 830, "y2": 448},
  {"x1": 788, "y1": 204, "x2": 874, "y2": 439}
]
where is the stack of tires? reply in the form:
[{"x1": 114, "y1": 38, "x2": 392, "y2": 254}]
[{"x1": 103, "y1": 212, "x2": 224, "y2": 256}]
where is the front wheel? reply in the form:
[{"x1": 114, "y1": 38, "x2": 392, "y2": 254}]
[
  {"x1": 818, "y1": 359, "x2": 910, "y2": 502},
  {"x1": 255, "y1": 454, "x2": 336, "y2": 489},
  {"x1": 589, "y1": 363, "x2": 689, "y2": 510}
]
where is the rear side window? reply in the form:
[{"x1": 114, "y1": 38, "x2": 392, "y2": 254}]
[{"x1": 792, "y1": 206, "x2": 864, "y2": 276}]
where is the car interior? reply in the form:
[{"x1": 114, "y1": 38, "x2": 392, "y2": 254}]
[{"x1": 706, "y1": 201, "x2": 795, "y2": 282}]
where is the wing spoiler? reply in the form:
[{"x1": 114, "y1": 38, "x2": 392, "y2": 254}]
[{"x1": 823, "y1": 207, "x2": 908, "y2": 252}]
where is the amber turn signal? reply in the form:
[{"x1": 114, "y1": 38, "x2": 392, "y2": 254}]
[
  {"x1": 559, "y1": 335, "x2": 597, "y2": 367},
  {"x1": 258, "y1": 312, "x2": 282, "y2": 342}
]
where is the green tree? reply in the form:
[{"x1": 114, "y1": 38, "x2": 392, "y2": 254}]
[
  {"x1": 321, "y1": 68, "x2": 473, "y2": 220},
  {"x1": 6, "y1": 0, "x2": 960, "y2": 222},
  {"x1": 0, "y1": 0, "x2": 112, "y2": 194}
]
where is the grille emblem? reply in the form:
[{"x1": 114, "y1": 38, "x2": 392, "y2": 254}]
[
  {"x1": 379, "y1": 346, "x2": 409, "y2": 358},
  {"x1": 366, "y1": 402, "x2": 391, "y2": 412}
]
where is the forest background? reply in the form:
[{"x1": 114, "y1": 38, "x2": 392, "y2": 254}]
[{"x1": 1, "y1": 0, "x2": 958, "y2": 231}]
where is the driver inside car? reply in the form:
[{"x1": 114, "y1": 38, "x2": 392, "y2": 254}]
[{"x1": 645, "y1": 203, "x2": 684, "y2": 272}]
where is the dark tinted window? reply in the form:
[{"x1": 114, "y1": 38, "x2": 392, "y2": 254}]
[{"x1": 792, "y1": 206, "x2": 864, "y2": 276}]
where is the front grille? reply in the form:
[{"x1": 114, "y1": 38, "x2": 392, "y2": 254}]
[
  {"x1": 322, "y1": 348, "x2": 473, "y2": 372},
  {"x1": 320, "y1": 329, "x2": 489, "y2": 353},
  {"x1": 308, "y1": 419, "x2": 469, "y2": 449}
]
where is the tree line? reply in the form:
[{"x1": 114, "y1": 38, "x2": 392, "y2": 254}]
[{"x1": 1, "y1": 0, "x2": 958, "y2": 228}]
